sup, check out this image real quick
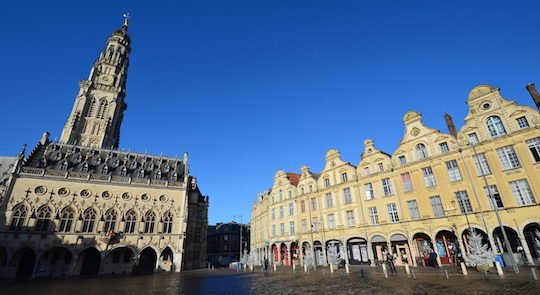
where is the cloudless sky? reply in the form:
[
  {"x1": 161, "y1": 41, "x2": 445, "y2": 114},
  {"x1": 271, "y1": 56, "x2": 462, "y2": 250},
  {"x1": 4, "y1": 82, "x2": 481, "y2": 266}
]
[{"x1": 1, "y1": 1, "x2": 538, "y2": 225}]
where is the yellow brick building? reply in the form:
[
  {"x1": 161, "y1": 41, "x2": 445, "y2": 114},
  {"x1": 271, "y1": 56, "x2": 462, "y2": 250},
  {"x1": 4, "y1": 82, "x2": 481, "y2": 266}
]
[{"x1": 251, "y1": 84, "x2": 540, "y2": 268}]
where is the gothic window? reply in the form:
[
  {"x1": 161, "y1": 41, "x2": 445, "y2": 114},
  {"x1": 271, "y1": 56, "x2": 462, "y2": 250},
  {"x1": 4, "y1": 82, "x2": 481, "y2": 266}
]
[
  {"x1": 154, "y1": 170, "x2": 161, "y2": 180},
  {"x1": 39, "y1": 156, "x2": 47, "y2": 168},
  {"x1": 35, "y1": 205, "x2": 53, "y2": 232},
  {"x1": 137, "y1": 168, "x2": 145, "y2": 178},
  {"x1": 162, "y1": 211, "x2": 173, "y2": 234},
  {"x1": 59, "y1": 207, "x2": 75, "y2": 232},
  {"x1": 60, "y1": 159, "x2": 69, "y2": 170},
  {"x1": 144, "y1": 211, "x2": 156, "y2": 234},
  {"x1": 10, "y1": 204, "x2": 27, "y2": 230},
  {"x1": 81, "y1": 162, "x2": 89, "y2": 172},
  {"x1": 120, "y1": 166, "x2": 127, "y2": 176},
  {"x1": 97, "y1": 99, "x2": 108, "y2": 119},
  {"x1": 103, "y1": 209, "x2": 118, "y2": 233},
  {"x1": 147, "y1": 162, "x2": 154, "y2": 171},
  {"x1": 486, "y1": 116, "x2": 507, "y2": 137},
  {"x1": 416, "y1": 143, "x2": 428, "y2": 160},
  {"x1": 124, "y1": 210, "x2": 137, "y2": 233},
  {"x1": 171, "y1": 172, "x2": 178, "y2": 181},
  {"x1": 81, "y1": 208, "x2": 97, "y2": 233},
  {"x1": 129, "y1": 160, "x2": 137, "y2": 170},
  {"x1": 86, "y1": 99, "x2": 96, "y2": 117},
  {"x1": 101, "y1": 164, "x2": 108, "y2": 175}
]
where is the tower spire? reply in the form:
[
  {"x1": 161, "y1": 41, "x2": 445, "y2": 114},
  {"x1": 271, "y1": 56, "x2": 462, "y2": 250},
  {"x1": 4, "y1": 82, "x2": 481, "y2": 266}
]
[{"x1": 59, "y1": 19, "x2": 131, "y2": 149}]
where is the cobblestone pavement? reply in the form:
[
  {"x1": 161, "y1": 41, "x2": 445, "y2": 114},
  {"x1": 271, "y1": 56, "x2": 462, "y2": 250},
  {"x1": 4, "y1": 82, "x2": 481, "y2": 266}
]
[{"x1": 1, "y1": 265, "x2": 539, "y2": 295}]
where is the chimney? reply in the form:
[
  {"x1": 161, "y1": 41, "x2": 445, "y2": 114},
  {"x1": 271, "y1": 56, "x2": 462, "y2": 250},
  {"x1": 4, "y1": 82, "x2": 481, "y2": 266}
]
[
  {"x1": 444, "y1": 113, "x2": 457, "y2": 137},
  {"x1": 526, "y1": 83, "x2": 540, "y2": 109}
]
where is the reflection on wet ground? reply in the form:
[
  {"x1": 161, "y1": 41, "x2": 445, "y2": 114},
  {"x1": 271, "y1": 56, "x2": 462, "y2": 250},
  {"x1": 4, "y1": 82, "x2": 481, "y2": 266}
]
[{"x1": 2, "y1": 266, "x2": 539, "y2": 295}]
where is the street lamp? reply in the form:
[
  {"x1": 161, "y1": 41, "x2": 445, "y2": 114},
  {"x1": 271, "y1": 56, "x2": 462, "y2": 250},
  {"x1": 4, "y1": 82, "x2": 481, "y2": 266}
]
[
  {"x1": 469, "y1": 143, "x2": 519, "y2": 273},
  {"x1": 233, "y1": 215, "x2": 243, "y2": 262}
]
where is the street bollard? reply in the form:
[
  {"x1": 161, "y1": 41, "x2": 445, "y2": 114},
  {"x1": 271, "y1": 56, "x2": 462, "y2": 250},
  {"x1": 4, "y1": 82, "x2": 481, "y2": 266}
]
[
  {"x1": 483, "y1": 270, "x2": 489, "y2": 280},
  {"x1": 273, "y1": 264, "x2": 277, "y2": 272},
  {"x1": 405, "y1": 264, "x2": 410, "y2": 275},
  {"x1": 330, "y1": 264, "x2": 334, "y2": 273},
  {"x1": 293, "y1": 263, "x2": 296, "y2": 273},
  {"x1": 382, "y1": 263, "x2": 388, "y2": 279},
  {"x1": 323, "y1": 268, "x2": 326, "y2": 275},
  {"x1": 460, "y1": 262, "x2": 468, "y2": 276},
  {"x1": 444, "y1": 269, "x2": 449, "y2": 280},
  {"x1": 411, "y1": 268, "x2": 416, "y2": 279},
  {"x1": 345, "y1": 263, "x2": 350, "y2": 274},
  {"x1": 495, "y1": 261, "x2": 504, "y2": 277},
  {"x1": 304, "y1": 264, "x2": 308, "y2": 273},
  {"x1": 531, "y1": 268, "x2": 538, "y2": 281}
]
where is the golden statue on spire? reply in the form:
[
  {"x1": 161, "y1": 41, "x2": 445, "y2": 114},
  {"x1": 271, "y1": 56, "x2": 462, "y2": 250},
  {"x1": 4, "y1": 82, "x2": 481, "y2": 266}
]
[{"x1": 122, "y1": 13, "x2": 131, "y2": 27}]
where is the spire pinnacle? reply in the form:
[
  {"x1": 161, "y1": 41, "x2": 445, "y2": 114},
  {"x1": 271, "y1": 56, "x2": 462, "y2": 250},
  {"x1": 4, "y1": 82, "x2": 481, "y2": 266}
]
[{"x1": 122, "y1": 13, "x2": 131, "y2": 29}]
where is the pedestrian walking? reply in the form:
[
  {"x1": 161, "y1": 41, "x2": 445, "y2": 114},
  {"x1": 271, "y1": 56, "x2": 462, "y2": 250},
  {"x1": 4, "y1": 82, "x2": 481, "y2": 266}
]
[
  {"x1": 429, "y1": 250, "x2": 439, "y2": 268},
  {"x1": 386, "y1": 252, "x2": 397, "y2": 273}
]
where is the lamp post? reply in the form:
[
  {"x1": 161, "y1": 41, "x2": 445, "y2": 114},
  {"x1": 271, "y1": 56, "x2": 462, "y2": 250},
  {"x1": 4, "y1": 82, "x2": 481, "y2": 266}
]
[
  {"x1": 233, "y1": 215, "x2": 243, "y2": 262},
  {"x1": 469, "y1": 143, "x2": 519, "y2": 273}
]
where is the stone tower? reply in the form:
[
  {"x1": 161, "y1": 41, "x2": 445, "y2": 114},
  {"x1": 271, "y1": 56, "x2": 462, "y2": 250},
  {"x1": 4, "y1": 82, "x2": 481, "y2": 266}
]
[{"x1": 60, "y1": 17, "x2": 131, "y2": 149}]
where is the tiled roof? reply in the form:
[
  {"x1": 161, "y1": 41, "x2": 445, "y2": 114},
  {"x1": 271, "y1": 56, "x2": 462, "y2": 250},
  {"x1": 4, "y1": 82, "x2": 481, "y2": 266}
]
[{"x1": 286, "y1": 172, "x2": 301, "y2": 186}]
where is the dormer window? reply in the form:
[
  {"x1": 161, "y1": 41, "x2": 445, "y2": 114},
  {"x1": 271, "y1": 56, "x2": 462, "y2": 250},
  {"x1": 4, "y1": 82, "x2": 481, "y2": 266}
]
[
  {"x1": 324, "y1": 178, "x2": 330, "y2": 188},
  {"x1": 439, "y1": 142, "x2": 450, "y2": 153},
  {"x1": 416, "y1": 143, "x2": 428, "y2": 159},
  {"x1": 399, "y1": 156, "x2": 407, "y2": 166},
  {"x1": 516, "y1": 116, "x2": 529, "y2": 129},
  {"x1": 486, "y1": 116, "x2": 506, "y2": 137},
  {"x1": 377, "y1": 163, "x2": 384, "y2": 172}
]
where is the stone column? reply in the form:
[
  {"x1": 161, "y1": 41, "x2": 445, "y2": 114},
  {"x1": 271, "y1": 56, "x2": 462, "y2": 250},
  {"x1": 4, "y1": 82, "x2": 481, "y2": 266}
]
[
  {"x1": 408, "y1": 238, "x2": 418, "y2": 267},
  {"x1": 286, "y1": 243, "x2": 291, "y2": 266},
  {"x1": 456, "y1": 234, "x2": 468, "y2": 261},
  {"x1": 368, "y1": 242, "x2": 376, "y2": 266}
]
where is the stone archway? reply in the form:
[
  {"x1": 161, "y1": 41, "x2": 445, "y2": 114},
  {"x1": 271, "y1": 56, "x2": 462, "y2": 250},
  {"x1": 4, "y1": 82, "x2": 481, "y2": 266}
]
[
  {"x1": 370, "y1": 235, "x2": 387, "y2": 265},
  {"x1": 313, "y1": 241, "x2": 324, "y2": 265},
  {"x1": 435, "y1": 230, "x2": 460, "y2": 265},
  {"x1": 103, "y1": 247, "x2": 134, "y2": 274},
  {"x1": 159, "y1": 247, "x2": 174, "y2": 272},
  {"x1": 523, "y1": 223, "x2": 540, "y2": 262},
  {"x1": 390, "y1": 234, "x2": 411, "y2": 266},
  {"x1": 271, "y1": 244, "x2": 279, "y2": 263},
  {"x1": 290, "y1": 242, "x2": 299, "y2": 265},
  {"x1": 280, "y1": 243, "x2": 289, "y2": 265},
  {"x1": 412, "y1": 232, "x2": 433, "y2": 266},
  {"x1": 493, "y1": 226, "x2": 520, "y2": 253},
  {"x1": 462, "y1": 228, "x2": 491, "y2": 253},
  {"x1": 36, "y1": 247, "x2": 73, "y2": 277},
  {"x1": 138, "y1": 247, "x2": 157, "y2": 274},
  {"x1": 79, "y1": 248, "x2": 101, "y2": 276},
  {"x1": 14, "y1": 248, "x2": 36, "y2": 278},
  {"x1": 347, "y1": 237, "x2": 369, "y2": 265}
]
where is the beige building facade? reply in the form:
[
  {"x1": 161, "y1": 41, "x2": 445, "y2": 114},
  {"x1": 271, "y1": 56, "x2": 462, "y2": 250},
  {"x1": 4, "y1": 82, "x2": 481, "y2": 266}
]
[
  {"x1": 0, "y1": 19, "x2": 208, "y2": 278},
  {"x1": 251, "y1": 84, "x2": 540, "y2": 269}
]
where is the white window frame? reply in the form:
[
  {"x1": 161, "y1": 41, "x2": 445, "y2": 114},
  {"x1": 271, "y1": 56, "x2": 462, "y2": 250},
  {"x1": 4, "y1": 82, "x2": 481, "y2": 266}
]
[{"x1": 496, "y1": 146, "x2": 521, "y2": 170}]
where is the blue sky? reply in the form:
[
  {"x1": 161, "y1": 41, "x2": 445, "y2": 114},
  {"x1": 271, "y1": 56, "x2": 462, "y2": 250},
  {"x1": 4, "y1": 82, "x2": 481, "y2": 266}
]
[{"x1": 1, "y1": 1, "x2": 538, "y2": 225}]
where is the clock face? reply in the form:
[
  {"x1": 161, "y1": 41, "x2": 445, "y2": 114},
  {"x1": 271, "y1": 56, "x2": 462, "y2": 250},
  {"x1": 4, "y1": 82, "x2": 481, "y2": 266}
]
[{"x1": 98, "y1": 74, "x2": 114, "y2": 85}]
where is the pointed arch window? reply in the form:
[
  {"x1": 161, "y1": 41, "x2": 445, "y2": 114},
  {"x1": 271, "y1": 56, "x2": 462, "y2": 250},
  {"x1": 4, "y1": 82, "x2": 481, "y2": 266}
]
[
  {"x1": 144, "y1": 211, "x2": 156, "y2": 234},
  {"x1": 86, "y1": 99, "x2": 96, "y2": 117},
  {"x1": 59, "y1": 207, "x2": 75, "y2": 232},
  {"x1": 120, "y1": 166, "x2": 127, "y2": 176},
  {"x1": 154, "y1": 170, "x2": 161, "y2": 180},
  {"x1": 101, "y1": 164, "x2": 109, "y2": 175},
  {"x1": 35, "y1": 206, "x2": 53, "y2": 232},
  {"x1": 416, "y1": 143, "x2": 428, "y2": 160},
  {"x1": 81, "y1": 162, "x2": 89, "y2": 172},
  {"x1": 97, "y1": 99, "x2": 108, "y2": 119},
  {"x1": 171, "y1": 172, "x2": 178, "y2": 181},
  {"x1": 147, "y1": 162, "x2": 154, "y2": 171},
  {"x1": 39, "y1": 156, "x2": 47, "y2": 168},
  {"x1": 486, "y1": 116, "x2": 507, "y2": 137},
  {"x1": 103, "y1": 209, "x2": 118, "y2": 233},
  {"x1": 162, "y1": 211, "x2": 173, "y2": 234},
  {"x1": 138, "y1": 168, "x2": 145, "y2": 178},
  {"x1": 82, "y1": 208, "x2": 97, "y2": 233},
  {"x1": 124, "y1": 210, "x2": 137, "y2": 233},
  {"x1": 10, "y1": 204, "x2": 27, "y2": 230}
]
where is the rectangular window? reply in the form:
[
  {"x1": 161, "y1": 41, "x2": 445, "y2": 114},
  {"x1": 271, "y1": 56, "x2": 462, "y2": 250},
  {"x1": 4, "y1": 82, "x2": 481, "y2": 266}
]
[
  {"x1": 312, "y1": 217, "x2": 319, "y2": 232},
  {"x1": 288, "y1": 191, "x2": 292, "y2": 199},
  {"x1": 382, "y1": 178, "x2": 393, "y2": 196},
  {"x1": 473, "y1": 153, "x2": 492, "y2": 176},
  {"x1": 407, "y1": 200, "x2": 420, "y2": 220},
  {"x1": 399, "y1": 156, "x2": 407, "y2": 166},
  {"x1": 484, "y1": 185, "x2": 504, "y2": 209},
  {"x1": 301, "y1": 219, "x2": 307, "y2": 233},
  {"x1": 364, "y1": 167, "x2": 370, "y2": 176},
  {"x1": 469, "y1": 133, "x2": 479, "y2": 145},
  {"x1": 455, "y1": 191, "x2": 473, "y2": 214},
  {"x1": 401, "y1": 172, "x2": 413, "y2": 192},
  {"x1": 328, "y1": 214, "x2": 336, "y2": 229},
  {"x1": 279, "y1": 206, "x2": 284, "y2": 218},
  {"x1": 309, "y1": 185, "x2": 313, "y2": 193},
  {"x1": 289, "y1": 221, "x2": 295, "y2": 235},
  {"x1": 272, "y1": 225, "x2": 276, "y2": 237},
  {"x1": 387, "y1": 203, "x2": 400, "y2": 223},
  {"x1": 279, "y1": 191, "x2": 283, "y2": 201},
  {"x1": 324, "y1": 178, "x2": 330, "y2": 188},
  {"x1": 310, "y1": 198, "x2": 317, "y2": 210},
  {"x1": 422, "y1": 166, "x2": 436, "y2": 187},
  {"x1": 325, "y1": 193, "x2": 333, "y2": 208},
  {"x1": 509, "y1": 179, "x2": 536, "y2": 206},
  {"x1": 439, "y1": 142, "x2": 450, "y2": 153},
  {"x1": 346, "y1": 210, "x2": 355, "y2": 226},
  {"x1": 343, "y1": 188, "x2": 352, "y2": 204},
  {"x1": 526, "y1": 137, "x2": 540, "y2": 162},
  {"x1": 300, "y1": 200, "x2": 305, "y2": 213},
  {"x1": 280, "y1": 223, "x2": 285, "y2": 236},
  {"x1": 368, "y1": 207, "x2": 379, "y2": 225},
  {"x1": 288, "y1": 203, "x2": 294, "y2": 216},
  {"x1": 516, "y1": 116, "x2": 529, "y2": 128},
  {"x1": 378, "y1": 163, "x2": 384, "y2": 172},
  {"x1": 271, "y1": 208, "x2": 275, "y2": 220},
  {"x1": 496, "y1": 146, "x2": 521, "y2": 170},
  {"x1": 445, "y1": 159, "x2": 462, "y2": 182},
  {"x1": 341, "y1": 173, "x2": 348, "y2": 183},
  {"x1": 365, "y1": 183, "x2": 374, "y2": 200},
  {"x1": 429, "y1": 196, "x2": 445, "y2": 217}
]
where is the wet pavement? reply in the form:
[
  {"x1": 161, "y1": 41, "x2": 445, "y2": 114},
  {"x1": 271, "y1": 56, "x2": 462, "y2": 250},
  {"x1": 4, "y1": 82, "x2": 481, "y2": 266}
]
[{"x1": 2, "y1": 266, "x2": 539, "y2": 295}]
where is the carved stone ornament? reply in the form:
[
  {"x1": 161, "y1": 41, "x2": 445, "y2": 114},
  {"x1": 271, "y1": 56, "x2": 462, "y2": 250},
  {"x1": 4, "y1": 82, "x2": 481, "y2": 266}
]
[{"x1": 410, "y1": 127, "x2": 421, "y2": 136}]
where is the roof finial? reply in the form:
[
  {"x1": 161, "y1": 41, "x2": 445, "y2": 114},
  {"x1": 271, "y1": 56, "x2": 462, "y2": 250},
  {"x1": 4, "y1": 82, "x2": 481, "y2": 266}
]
[{"x1": 122, "y1": 13, "x2": 131, "y2": 28}]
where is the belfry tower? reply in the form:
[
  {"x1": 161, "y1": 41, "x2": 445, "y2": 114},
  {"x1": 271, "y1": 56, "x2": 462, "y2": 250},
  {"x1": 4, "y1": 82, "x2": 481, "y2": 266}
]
[{"x1": 60, "y1": 16, "x2": 131, "y2": 149}]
